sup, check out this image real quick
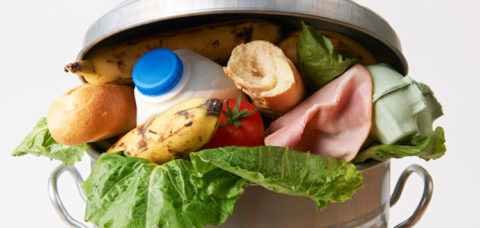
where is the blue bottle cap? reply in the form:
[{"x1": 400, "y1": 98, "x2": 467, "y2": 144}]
[{"x1": 132, "y1": 48, "x2": 184, "y2": 96}]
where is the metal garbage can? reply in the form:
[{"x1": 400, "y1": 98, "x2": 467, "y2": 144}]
[{"x1": 48, "y1": 1, "x2": 433, "y2": 227}]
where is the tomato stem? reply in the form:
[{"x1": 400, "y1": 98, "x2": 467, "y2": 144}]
[{"x1": 219, "y1": 92, "x2": 257, "y2": 128}]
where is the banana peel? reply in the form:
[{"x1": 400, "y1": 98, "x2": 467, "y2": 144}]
[
  {"x1": 107, "y1": 98, "x2": 223, "y2": 164},
  {"x1": 65, "y1": 19, "x2": 282, "y2": 85}
]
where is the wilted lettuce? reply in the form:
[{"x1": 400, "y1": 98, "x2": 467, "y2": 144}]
[
  {"x1": 191, "y1": 146, "x2": 363, "y2": 210},
  {"x1": 353, "y1": 127, "x2": 446, "y2": 163},
  {"x1": 82, "y1": 147, "x2": 363, "y2": 228},
  {"x1": 297, "y1": 21, "x2": 356, "y2": 92},
  {"x1": 82, "y1": 151, "x2": 249, "y2": 228},
  {"x1": 12, "y1": 117, "x2": 86, "y2": 165}
]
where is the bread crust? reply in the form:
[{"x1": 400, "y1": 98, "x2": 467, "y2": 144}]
[
  {"x1": 224, "y1": 41, "x2": 304, "y2": 113},
  {"x1": 262, "y1": 59, "x2": 305, "y2": 113},
  {"x1": 47, "y1": 84, "x2": 136, "y2": 145}
]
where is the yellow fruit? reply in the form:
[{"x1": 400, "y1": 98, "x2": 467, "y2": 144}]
[
  {"x1": 107, "y1": 98, "x2": 223, "y2": 164},
  {"x1": 65, "y1": 20, "x2": 282, "y2": 85}
]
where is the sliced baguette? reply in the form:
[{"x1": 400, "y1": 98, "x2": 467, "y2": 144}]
[{"x1": 223, "y1": 40, "x2": 304, "y2": 113}]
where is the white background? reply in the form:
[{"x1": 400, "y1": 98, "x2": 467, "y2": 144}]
[{"x1": 0, "y1": 0, "x2": 478, "y2": 227}]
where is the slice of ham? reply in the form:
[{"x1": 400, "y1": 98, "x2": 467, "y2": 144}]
[{"x1": 264, "y1": 64, "x2": 373, "y2": 162}]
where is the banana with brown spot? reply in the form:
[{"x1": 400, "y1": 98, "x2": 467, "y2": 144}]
[
  {"x1": 65, "y1": 19, "x2": 282, "y2": 85},
  {"x1": 107, "y1": 98, "x2": 223, "y2": 164}
]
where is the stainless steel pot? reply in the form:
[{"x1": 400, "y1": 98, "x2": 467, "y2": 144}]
[
  {"x1": 49, "y1": 150, "x2": 433, "y2": 228},
  {"x1": 49, "y1": 0, "x2": 434, "y2": 227}
]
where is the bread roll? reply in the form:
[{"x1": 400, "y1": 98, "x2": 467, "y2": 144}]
[
  {"x1": 223, "y1": 40, "x2": 305, "y2": 113},
  {"x1": 47, "y1": 84, "x2": 136, "y2": 145}
]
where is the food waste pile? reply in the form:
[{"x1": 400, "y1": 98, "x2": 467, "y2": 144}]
[{"x1": 12, "y1": 20, "x2": 445, "y2": 228}]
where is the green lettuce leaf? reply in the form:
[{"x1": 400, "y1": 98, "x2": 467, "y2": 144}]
[
  {"x1": 11, "y1": 117, "x2": 86, "y2": 166},
  {"x1": 82, "y1": 151, "x2": 249, "y2": 228},
  {"x1": 353, "y1": 127, "x2": 446, "y2": 163},
  {"x1": 297, "y1": 21, "x2": 356, "y2": 92},
  {"x1": 190, "y1": 146, "x2": 363, "y2": 210}
]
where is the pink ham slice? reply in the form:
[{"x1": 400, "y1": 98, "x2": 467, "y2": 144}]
[{"x1": 265, "y1": 64, "x2": 373, "y2": 162}]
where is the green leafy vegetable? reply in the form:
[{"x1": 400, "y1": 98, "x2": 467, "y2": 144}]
[
  {"x1": 297, "y1": 21, "x2": 356, "y2": 92},
  {"x1": 12, "y1": 117, "x2": 86, "y2": 166},
  {"x1": 191, "y1": 146, "x2": 363, "y2": 210},
  {"x1": 82, "y1": 151, "x2": 249, "y2": 228},
  {"x1": 353, "y1": 127, "x2": 446, "y2": 163},
  {"x1": 83, "y1": 146, "x2": 364, "y2": 228}
]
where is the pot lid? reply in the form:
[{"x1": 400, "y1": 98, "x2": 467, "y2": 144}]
[{"x1": 79, "y1": 0, "x2": 408, "y2": 74}]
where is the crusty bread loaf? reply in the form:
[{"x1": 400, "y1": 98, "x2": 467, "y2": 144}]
[
  {"x1": 47, "y1": 84, "x2": 136, "y2": 145},
  {"x1": 223, "y1": 40, "x2": 305, "y2": 113}
]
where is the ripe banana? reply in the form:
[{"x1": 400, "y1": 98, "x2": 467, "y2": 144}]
[
  {"x1": 65, "y1": 19, "x2": 282, "y2": 85},
  {"x1": 107, "y1": 98, "x2": 223, "y2": 164},
  {"x1": 278, "y1": 30, "x2": 377, "y2": 66}
]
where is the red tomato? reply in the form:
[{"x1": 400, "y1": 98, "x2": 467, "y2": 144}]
[{"x1": 203, "y1": 99, "x2": 264, "y2": 148}]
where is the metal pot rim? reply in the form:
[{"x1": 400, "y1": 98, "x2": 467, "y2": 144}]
[{"x1": 77, "y1": 0, "x2": 408, "y2": 74}]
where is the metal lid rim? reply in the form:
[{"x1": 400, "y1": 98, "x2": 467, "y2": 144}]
[{"x1": 77, "y1": 0, "x2": 408, "y2": 74}]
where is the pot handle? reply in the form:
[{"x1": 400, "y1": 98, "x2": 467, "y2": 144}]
[
  {"x1": 390, "y1": 164, "x2": 433, "y2": 228},
  {"x1": 48, "y1": 165, "x2": 89, "y2": 228}
]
